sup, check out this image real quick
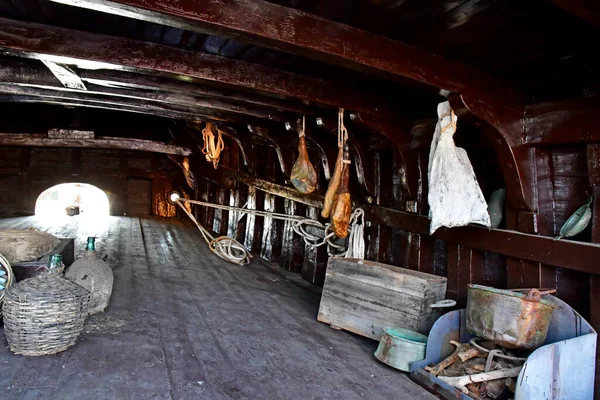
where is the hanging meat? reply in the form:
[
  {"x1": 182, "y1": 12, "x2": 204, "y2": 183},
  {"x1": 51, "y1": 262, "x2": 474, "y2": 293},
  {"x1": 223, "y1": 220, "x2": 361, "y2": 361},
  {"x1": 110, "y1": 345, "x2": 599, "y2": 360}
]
[
  {"x1": 331, "y1": 146, "x2": 352, "y2": 238},
  {"x1": 290, "y1": 134, "x2": 318, "y2": 194},
  {"x1": 321, "y1": 146, "x2": 344, "y2": 218}
]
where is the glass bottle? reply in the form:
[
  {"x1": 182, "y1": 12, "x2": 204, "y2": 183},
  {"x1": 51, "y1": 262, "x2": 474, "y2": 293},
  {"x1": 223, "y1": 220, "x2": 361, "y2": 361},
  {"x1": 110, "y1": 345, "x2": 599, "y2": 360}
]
[
  {"x1": 86, "y1": 237, "x2": 96, "y2": 252},
  {"x1": 47, "y1": 254, "x2": 63, "y2": 271}
]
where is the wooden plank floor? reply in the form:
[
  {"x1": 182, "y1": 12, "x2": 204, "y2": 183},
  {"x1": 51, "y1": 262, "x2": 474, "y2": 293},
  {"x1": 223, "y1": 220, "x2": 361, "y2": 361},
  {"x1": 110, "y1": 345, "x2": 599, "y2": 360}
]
[{"x1": 0, "y1": 216, "x2": 435, "y2": 400}]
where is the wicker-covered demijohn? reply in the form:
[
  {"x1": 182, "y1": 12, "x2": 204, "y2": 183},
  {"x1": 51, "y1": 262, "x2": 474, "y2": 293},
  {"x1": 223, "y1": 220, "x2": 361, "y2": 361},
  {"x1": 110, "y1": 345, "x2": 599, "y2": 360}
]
[
  {"x1": 65, "y1": 237, "x2": 113, "y2": 315},
  {"x1": 2, "y1": 272, "x2": 90, "y2": 356}
]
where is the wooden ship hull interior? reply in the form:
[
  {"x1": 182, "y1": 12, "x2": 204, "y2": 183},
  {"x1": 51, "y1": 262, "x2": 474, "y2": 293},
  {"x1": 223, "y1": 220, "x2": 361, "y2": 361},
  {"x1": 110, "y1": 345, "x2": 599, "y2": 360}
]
[{"x1": 0, "y1": 0, "x2": 599, "y2": 398}]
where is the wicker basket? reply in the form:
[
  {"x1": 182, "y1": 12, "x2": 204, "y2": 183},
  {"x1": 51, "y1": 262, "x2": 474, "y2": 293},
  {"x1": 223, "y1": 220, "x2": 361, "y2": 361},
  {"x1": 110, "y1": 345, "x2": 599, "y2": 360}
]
[{"x1": 2, "y1": 272, "x2": 90, "y2": 356}]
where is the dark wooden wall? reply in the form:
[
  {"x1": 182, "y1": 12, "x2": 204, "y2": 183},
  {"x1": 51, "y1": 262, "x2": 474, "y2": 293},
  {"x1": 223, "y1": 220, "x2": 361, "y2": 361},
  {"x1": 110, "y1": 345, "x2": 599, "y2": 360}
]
[{"x1": 0, "y1": 146, "x2": 182, "y2": 217}]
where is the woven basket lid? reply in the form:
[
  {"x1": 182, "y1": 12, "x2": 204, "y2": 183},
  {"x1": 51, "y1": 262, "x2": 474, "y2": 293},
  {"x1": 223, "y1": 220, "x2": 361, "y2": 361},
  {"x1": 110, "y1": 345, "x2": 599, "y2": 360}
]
[
  {"x1": 6, "y1": 272, "x2": 90, "y2": 301},
  {"x1": 66, "y1": 254, "x2": 112, "y2": 283}
]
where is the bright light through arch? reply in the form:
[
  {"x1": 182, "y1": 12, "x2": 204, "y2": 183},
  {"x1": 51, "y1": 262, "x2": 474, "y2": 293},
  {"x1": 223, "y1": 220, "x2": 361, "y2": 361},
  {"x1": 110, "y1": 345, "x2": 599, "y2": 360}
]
[{"x1": 35, "y1": 183, "x2": 110, "y2": 218}]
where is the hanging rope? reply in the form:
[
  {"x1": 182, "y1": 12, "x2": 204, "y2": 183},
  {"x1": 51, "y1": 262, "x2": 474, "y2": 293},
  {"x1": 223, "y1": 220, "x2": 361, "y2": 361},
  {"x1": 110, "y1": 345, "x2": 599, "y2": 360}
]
[
  {"x1": 176, "y1": 197, "x2": 365, "y2": 259},
  {"x1": 299, "y1": 115, "x2": 305, "y2": 138},
  {"x1": 338, "y1": 108, "x2": 351, "y2": 165},
  {"x1": 338, "y1": 108, "x2": 348, "y2": 148},
  {"x1": 202, "y1": 123, "x2": 225, "y2": 169},
  {"x1": 345, "y1": 208, "x2": 365, "y2": 259}
]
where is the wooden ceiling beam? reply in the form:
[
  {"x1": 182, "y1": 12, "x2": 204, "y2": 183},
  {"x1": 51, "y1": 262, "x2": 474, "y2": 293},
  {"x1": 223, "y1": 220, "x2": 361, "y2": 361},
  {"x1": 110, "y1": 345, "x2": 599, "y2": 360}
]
[
  {"x1": 546, "y1": 0, "x2": 600, "y2": 28},
  {"x1": 0, "y1": 56, "x2": 317, "y2": 115},
  {"x1": 0, "y1": 94, "x2": 232, "y2": 123},
  {"x1": 0, "y1": 133, "x2": 192, "y2": 155},
  {"x1": 0, "y1": 85, "x2": 272, "y2": 124},
  {"x1": 49, "y1": 0, "x2": 526, "y2": 104},
  {"x1": 0, "y1": 17, "x2": 390, "y2": 115},
  {"x1": 0, "y1": 64, "x2": 293, "y2": 123}
]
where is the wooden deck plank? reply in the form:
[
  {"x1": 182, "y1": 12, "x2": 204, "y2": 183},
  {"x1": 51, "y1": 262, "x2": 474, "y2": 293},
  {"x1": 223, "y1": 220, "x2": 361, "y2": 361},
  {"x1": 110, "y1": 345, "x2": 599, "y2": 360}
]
[{"x1": 0, "y1": 216, "x2": 435, "y2": 400}]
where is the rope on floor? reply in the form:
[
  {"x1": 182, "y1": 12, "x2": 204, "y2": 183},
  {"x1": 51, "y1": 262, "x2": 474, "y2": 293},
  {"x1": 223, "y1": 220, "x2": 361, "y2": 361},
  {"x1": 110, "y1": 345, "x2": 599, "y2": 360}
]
[
  {"x1": 175, "y1": 199, "x2": 251, "y2": 265},
  {"x1": 176, "y1": 198, "x2": 365, "y2": 263}
]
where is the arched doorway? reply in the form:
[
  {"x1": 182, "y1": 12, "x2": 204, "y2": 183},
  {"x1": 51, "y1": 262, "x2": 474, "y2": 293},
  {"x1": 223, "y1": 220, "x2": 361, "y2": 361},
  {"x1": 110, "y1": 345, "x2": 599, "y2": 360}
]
[{"x1": 35, "y1": 183, "x2": 110, "y2": 218}]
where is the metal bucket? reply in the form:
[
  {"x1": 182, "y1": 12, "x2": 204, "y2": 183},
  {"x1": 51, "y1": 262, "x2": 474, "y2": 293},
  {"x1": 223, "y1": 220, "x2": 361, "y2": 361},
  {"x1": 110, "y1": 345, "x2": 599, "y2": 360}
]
[
  {"x1": 465, "y1": 284, "x2": 557, "y2": 350},
  {"x1": 374, "y1": 327, "x2": 427, "y2": 372}
]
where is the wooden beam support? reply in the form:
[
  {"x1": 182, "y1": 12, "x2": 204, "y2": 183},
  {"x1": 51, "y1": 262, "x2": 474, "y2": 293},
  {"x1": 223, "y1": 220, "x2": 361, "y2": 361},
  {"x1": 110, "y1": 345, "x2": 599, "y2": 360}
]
[
  {"x1": 50, "y1": 0, "x2": 525, "y2": 104},
  {"x1": 247, "y1": 125, "x2": 294, "y2": 178},
  {"x1": 0, "y1": 133, "x2": 192, "y2": 155},
  {"x1": 350, "y1": 112, "x2": 420, "y2": 200},
  {"x1": 197, "y1": 162, "x2": 600, "y2": 275},
  {"x1": 0, "y1": 17, "x2": 390, "y2": 115}
]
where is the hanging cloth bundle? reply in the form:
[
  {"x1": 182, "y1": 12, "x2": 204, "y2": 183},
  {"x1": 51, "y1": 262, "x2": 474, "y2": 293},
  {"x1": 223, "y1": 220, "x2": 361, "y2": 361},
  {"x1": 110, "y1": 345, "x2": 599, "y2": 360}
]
[
  {"x1": 428, "y1": 101, "x2": 490, "y2": 234},
  {"x1": 202, "y1": 123, "x2": 225, "y2": 169},
  {"x1": 290, "y1": 116, "x2": 318, "y2": 194}
]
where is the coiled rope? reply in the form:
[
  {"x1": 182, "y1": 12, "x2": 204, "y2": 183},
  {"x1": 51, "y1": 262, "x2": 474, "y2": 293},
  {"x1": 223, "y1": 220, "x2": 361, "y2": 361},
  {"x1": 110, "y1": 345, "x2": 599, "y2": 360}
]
[
  {"x1": 202, "y1": 123, "x2": 225, "y2": 169},
  {"x1": 175, "y1": 197, "x2": 365, "y2": 264},
  {"x1": 175, "y1": 198, "x2": 251, "y2": 265}
]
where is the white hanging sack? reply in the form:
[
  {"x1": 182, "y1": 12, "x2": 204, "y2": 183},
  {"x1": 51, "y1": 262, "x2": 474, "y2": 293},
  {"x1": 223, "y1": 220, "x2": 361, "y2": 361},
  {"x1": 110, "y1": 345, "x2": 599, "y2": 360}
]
[{"x1": 428, "y1": 101, "x2": 490, "y2": 234}]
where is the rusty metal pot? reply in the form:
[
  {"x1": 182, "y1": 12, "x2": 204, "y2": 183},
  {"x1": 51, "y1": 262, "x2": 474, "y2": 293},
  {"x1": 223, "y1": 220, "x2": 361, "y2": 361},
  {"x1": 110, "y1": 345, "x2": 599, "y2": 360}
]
[{"x1": 465, "y1": 284, "x2": 557, "y2": 350}]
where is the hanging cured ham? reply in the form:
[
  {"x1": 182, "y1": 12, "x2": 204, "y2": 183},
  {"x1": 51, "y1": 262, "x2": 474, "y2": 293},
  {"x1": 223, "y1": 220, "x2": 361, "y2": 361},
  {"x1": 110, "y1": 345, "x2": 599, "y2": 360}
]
[
  {"x1": 290, "y1": 134, "x2": 318, "y2": 194},
  {"x1": 321, "y1": 145, "x2": 344, "y2": 218},
  {"x1": 331, "y1": 145, "x2": 351, "y2": 238}
]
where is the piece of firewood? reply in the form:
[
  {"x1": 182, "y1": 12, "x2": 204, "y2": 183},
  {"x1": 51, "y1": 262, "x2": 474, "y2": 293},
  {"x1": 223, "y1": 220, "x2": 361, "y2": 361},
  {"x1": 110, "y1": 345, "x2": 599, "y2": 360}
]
[
  {"x1": 425, "y1": 340, "x2": 471, "y2": 376},
  {"x1": 438, "y1": 367, "x2": 522, "y2": 394},
  {"x1": 457, "y1": 346, "x2": 482, "y2": 362},
  {"x1": 466, "y1": 383, "x2": 481, "y2": 399}
]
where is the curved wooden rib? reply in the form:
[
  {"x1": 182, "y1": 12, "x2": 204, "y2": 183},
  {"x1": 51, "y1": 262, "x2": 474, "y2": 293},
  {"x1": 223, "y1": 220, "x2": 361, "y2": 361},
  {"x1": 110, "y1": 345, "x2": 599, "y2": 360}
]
[
  {"x1": 247, "y1": 125, "x2": 294, "y2": 178},
  {"x1": 350, "y1": 112, "x2": 419, "y2": 200},
  {"x1": 449, "y1": 95, "x2": 532, "y2": 212}
]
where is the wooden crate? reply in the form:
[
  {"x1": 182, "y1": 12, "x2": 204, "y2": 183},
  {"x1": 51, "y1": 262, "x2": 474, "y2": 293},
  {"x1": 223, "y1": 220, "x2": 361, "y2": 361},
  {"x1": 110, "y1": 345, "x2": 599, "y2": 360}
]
[{"x1": 317, "y1": 257, "x2": 448, "y2": 340}]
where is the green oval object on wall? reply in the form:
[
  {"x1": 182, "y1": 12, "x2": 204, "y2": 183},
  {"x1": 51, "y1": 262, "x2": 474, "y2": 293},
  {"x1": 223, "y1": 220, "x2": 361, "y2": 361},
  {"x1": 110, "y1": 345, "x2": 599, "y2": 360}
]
[{"x1": 556, "y1": 197, "x2": 593, "y2": 240}]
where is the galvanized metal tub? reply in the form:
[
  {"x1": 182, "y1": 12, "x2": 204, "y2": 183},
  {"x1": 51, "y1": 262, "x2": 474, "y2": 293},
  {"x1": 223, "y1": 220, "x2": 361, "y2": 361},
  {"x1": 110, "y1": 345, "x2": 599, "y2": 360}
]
[
  {"x1": 374, "y1": 327, "x2": 427, "y2": 372},
  {"x1": 410, "y1": 297, "x2": 596, "y2": 400},
  {"x1": 466, "y1": 284, "x2": 556, "y2": 350}
]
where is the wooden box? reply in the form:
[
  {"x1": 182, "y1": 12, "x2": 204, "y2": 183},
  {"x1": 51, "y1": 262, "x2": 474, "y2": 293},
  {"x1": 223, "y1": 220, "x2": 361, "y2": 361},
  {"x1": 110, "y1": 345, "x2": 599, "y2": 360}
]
[
  {"x1": 317, "y1": 257, "x2": 448, "y2": 340},
  {"x1": 11, "y1": 238, "x2": 75, "y2": 281}
]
